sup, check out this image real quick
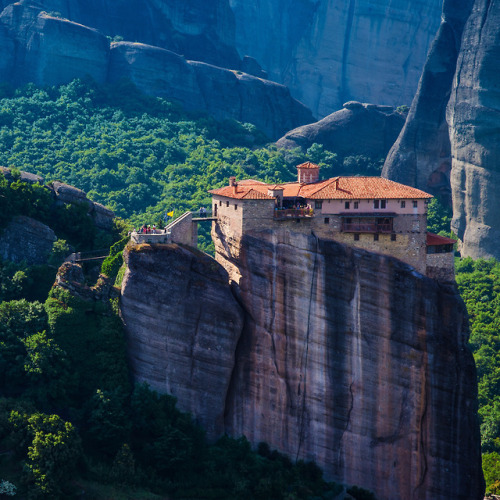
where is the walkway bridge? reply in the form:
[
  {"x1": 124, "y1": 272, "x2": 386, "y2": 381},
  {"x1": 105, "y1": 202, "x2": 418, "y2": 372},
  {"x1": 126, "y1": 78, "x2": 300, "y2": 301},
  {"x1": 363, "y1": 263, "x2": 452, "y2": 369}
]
[{"x1": 66, "y1": 249, "x2": 109, "y2": 264}]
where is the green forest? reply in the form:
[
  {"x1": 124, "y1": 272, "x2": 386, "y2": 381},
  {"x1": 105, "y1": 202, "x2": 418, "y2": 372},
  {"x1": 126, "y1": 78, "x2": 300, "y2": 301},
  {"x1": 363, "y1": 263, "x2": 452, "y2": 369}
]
[{"x1": 0, "y1": 78, "x2": 497, "y2": 497}]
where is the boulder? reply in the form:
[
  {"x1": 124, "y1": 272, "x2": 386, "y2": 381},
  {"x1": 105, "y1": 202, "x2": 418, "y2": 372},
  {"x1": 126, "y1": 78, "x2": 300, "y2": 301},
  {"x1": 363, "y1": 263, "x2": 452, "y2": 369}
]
[
  {"x1": 0, "y1": 215, "x2": 56, "y2": 265},
  {"x1": 276, "y1": 102, "x2": 405, "y2": 159}
]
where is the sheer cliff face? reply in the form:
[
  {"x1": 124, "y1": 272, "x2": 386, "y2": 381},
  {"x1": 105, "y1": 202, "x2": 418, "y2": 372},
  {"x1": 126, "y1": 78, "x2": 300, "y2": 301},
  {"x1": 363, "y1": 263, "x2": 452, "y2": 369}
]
[
  {"x1": 384, "y1": 0, "x2": 500, "y2": 260},
  {"x1": 447, "y1": 0, "x2": 500, "y2": 259},
  {"x1": 382, "y1": 0, "x2": 474, "y2": 200},
  {"x1": 229, "y1": 0, "x2": 442, "y2": 117},
  {"x1": 120, "y1": 244, "x2": 244, "y2": 438},
  {"x1": 121, "y1": 232, "x2": 484, "y2": 499},
  {"x1": 0, "y1": 1, "x2": 312, "y2": 139}
]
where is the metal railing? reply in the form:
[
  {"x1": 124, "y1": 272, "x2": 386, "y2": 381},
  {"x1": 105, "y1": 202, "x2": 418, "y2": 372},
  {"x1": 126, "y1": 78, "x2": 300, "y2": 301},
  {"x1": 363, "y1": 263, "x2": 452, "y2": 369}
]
[
  {"x1": 274, "y1": 208, "x2": 314, "y2": 219},
  {"x1": 192, "y1": 209, "x2": 213, "y2": 218}
]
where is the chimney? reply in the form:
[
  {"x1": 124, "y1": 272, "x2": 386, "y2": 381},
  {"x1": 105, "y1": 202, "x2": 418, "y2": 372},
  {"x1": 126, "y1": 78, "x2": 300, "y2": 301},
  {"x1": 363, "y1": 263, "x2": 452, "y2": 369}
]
[
  {"x1": 334, "y1": 178, "x2": 339, "y2": 189},
  {"x1": 297, "y1": 162, "x2": 320, "y2": 184},
  {"x1": 229, "y1": 176, "x2": 236, "y2": 186}
]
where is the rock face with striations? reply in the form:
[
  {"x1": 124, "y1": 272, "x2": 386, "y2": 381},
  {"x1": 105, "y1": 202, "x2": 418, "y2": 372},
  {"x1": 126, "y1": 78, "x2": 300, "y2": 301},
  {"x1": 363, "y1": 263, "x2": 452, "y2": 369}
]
[
  {"x1": 276, "y1": 102, "x2": 405, "y2": 160},
  {"x1": 229, "y1": 0, "x2": 442, "y2": 117},
  {"x1": 446, "y1": 0, "x2": 500, "y2": 259},
  {"x1": 382, "y1": 0, "x2": 475, "y2": 205},
  {"x1": 383, "y1": 0, "x2": 500, "y2": 260},
  {"x1": 120, "y1": 243, "x2": 244, "y2": 438},
  {"x1": 108, "y1": 42, "x2": 313, "y2": 139},
  {"x1": 120, "y1": 230, "x2": 484, "y2": 499}
]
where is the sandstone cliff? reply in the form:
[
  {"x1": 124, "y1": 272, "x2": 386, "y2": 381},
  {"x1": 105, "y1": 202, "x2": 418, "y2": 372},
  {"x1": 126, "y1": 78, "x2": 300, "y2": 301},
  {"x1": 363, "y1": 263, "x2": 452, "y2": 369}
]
[
  {"x1": 0, "y1": 1, "x2": 313, "y2": 139},
  {"x1": 446, "y1": 0, "x2": 500, "y2": 259},
  {"x1": 382, "y1": 0, "x2": 474, "y2": 204},
  {"x1": 383, "y1": 0, "x2": 500, "y2": 260},
  {"x1": 108, "y1": 42, "x2": 313, "y2": 139},
  {"x1": 120, "y1": 243, "x2": 244, "y2": 438},
  {"x1": 230, "y1": 0, "x2": 442, "y2": 117},
  {"x1": 120, "y1": 232, "x2": 484, "y2": 499},
  {"x1": 276, "y1": 101, "x2": 405, "y2": 160}
]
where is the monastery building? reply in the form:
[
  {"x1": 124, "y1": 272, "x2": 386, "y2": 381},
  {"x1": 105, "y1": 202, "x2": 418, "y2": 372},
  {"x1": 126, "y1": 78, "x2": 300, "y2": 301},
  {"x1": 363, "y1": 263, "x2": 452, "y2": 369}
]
[{"x1": 209, "y1": 162, "x2": 456, "y2": 281}]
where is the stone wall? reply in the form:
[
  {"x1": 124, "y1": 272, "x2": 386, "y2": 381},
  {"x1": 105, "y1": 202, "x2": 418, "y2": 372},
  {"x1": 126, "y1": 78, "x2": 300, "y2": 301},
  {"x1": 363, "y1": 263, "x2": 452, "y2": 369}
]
[
  {"x1": 131, "y1": 232, "x2": 170, "y2": 244},
  {"x1": 212, "y1": 195, "x2": 430, "y2": 275},
  {"x1": 427, "y1": 252, "x2": 455, "y2": 282},
  {"x1": 166, "y1": 212, "x2": 196, "y2": 247}
]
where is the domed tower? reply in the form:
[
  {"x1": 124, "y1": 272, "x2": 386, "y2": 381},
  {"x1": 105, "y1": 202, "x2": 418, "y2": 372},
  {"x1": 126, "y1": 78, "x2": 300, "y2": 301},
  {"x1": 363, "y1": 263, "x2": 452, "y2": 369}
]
[{"x1": 297, "y1": 162, "x2": 320, "y2": 184}]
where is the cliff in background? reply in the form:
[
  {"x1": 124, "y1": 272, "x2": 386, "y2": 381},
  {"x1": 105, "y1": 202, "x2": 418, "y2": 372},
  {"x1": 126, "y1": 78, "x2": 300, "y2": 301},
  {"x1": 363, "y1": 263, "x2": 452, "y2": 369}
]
[
  {"x1": 0, "y1": 0, "x2": 444, "y2": 126},
  {"x1": 0, "y1": 1, "x2": 313, "y2": 139},
  {"x1": 120, "y1": 232, "x2": 484, "y2": 499},
  {"x1": 446, "y1": 0, "x2": 500, "y2": 259},
  {"x1": 230, "y1": 0, "x2": 442, "y2": 117},
  {"x1": 383, "y1": 0, "x2": 500, "y2": 260}
]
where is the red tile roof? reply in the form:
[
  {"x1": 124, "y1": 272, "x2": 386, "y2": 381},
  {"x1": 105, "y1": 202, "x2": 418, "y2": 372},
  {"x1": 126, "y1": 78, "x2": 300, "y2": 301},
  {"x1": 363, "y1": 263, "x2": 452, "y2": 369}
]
[
  {"x1": 427, "y1": 233, "x2": 457, "y2": 246},
  {"x1": 210, "y1": 176, "x2": 432, "y2": 201},
  {"x1": 209, "y1": 185, "x2": 274, "y2": 200},
  {"x1": 297, "y1": 162, "x2": 319, "y2": 169}
]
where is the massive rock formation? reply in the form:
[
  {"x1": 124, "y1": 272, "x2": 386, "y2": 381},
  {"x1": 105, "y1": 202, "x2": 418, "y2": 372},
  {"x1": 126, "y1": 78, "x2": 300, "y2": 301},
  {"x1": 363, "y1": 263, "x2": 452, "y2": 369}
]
[
  {"x1": 1, "y1": 0, "x2": 241, "y2": 70},
  {"x1": 447, "y1": 0, "x2": 500, "y2": 259},
  {"x1": 229, "y1": 0, "x2": 442, "y2": 117},
  {"x1": 120, "y1": 231, "x2": 484, "y2": 499},
  {"x1": 0, "y1": 0, "x2": 313, "y2": 139},
  {"x1": 383, "y1": 0, "x2": 500, "y2": 260},
  {"x1": 0, "y1": 0, "x2": 445, "y2": 130},
  {"x1": 108, "y1": 42, "x2": 313, "y2": 139},
  {"x1": 276, "y1": 101, "x2": 405, "y2": 160},
  {"x1": 120, "y1": 243, "x2": 244, "y2": 438},
  {"x1": 382, "y1": 0, "x2": 474, "y2": 203}
]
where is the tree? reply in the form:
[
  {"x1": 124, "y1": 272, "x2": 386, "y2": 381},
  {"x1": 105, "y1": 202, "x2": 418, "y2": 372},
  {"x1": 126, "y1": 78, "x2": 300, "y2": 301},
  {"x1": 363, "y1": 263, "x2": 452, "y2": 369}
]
[{"x1": 11, "y1": 412, "x2": 81, "y2": 499}]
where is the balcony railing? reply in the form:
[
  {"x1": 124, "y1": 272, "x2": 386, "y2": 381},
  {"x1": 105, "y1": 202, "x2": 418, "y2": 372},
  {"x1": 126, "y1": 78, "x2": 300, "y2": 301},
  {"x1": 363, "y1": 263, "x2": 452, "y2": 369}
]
[
  {"x1": 274, "y1": 208, "x2": 314, "y2": 219},
  {"x1": 342, "y1": 223, "x2": 392, "y2": 233}
]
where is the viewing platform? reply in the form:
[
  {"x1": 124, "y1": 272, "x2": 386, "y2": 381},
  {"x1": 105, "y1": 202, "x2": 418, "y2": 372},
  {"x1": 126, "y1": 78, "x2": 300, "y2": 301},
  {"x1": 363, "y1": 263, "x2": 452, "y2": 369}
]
[
  {"x1": 131, "y1": 230, "x2": 170, "y2": 244},
  {"x1": 130, "y1": 210, "x2": 216, "y2": 247},
  {"x1": 274, "y1": 208, "x2": 314, "y2": 219}
]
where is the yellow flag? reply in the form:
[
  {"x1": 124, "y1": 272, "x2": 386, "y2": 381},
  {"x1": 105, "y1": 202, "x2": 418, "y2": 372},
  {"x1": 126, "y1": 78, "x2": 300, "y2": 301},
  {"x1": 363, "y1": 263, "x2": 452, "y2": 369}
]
[{"x1": 167, "y1": 211, "x2": 174, "y2": 217}]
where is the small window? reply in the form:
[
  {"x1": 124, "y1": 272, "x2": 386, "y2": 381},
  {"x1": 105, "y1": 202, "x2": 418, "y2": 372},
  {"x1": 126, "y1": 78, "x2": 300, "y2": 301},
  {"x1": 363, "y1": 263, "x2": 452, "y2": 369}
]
[
  {"x1": 391, "y1": 234, "x2": 397, "y2": 241},
  {"x1": 374, "y1": 200, "x2": 379, "y2": 209},
  {"x1": 401, "y1": 200, "x2": 406, "y2": 208},
  {"x1": 354, "y1": 234, "x2": 360, "y2": 241},
  {"x1": 345, "y1": 201, "x2": 350, "y2": 209},
  {"x1": 381, "y1": 200, "x2": 386, "y2": 209},
  {"x1": 214, "y1": 205, "x2": 218, "y2": 216},
  {"x1": 413, "y1": 200, "x2": 418, "y2": 208},
  {"x1": 234, "y1": 204, "x2": 238, "y2": 210},
  {"x1": 315, "y1": 201, "x2": 323, "y2": 209},
  {"x1": 324, "y1": 217, "x2": 330, "y2": 224},
  {"x1": 374, "y1": 234, "x2": 379, "y2": 241},
  {"x1": 354, "y1": 201, "x2": 359, "y2": 209},
  {"x1": 226, "y1": 201, "x2": 229, "y2": 207},
  {"x1": 219, "y1": 200, "x2": 222, "y2": 206}
]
